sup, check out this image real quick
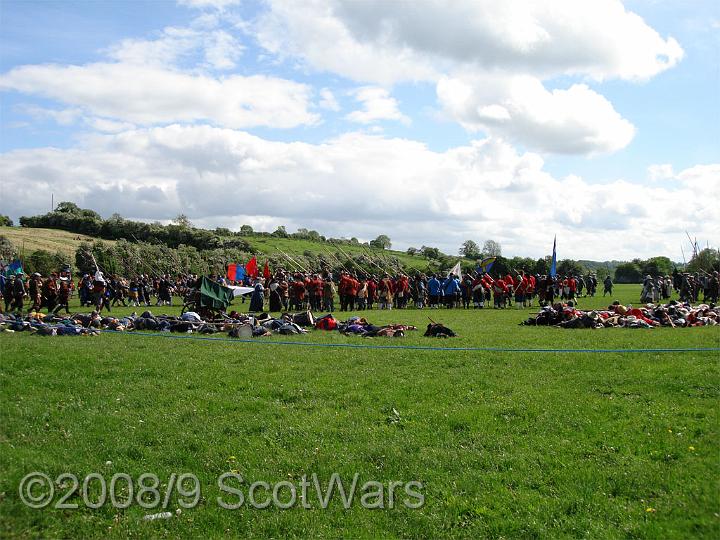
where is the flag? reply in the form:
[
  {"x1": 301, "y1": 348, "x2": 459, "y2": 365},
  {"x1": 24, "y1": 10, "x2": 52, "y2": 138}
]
[
  {"x1": 227, "y1": 263, "x2": 246, "y2": 281},
  {"x1": 6, "y1": 260, "x2": 23, "y2": 276},
  {"x1": 550, "y1": 236, "x2": 557, "y2": 277},
  {"x1": 447, "y1": 260, "x2": 462, "y2": 278},
  {"x1": 478, "y1": 257, "x2": 496, "y2": 273},
  {"x1": 227, "y1": 263, "x2": 237, "y2": 281},
  {"x1": 245, "y1": 257, "x2": 258, "y2": 278},
  {"x1": 263, "y1": 260, "x2": 271, "y2": 279}
]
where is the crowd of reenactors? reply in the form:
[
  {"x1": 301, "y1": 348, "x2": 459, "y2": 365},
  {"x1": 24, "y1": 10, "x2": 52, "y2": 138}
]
[
  {"x1": 2, "y1": 265, "x2": 717, "y2": 315},
  {"x1": 239, "y1": 269, "x2": 607, "y2": 313},
  {"x1": 0, "y1": 270, "x2": 199, "y2": 314}
]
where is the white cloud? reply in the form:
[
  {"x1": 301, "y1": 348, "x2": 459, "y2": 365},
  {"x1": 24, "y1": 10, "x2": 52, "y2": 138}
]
[
  {"x1": 318, "y1": 88, "x2": 340, "y2": 111},
  {"x1": 437, "y1": 75, "x2": 635, "y2": 154},
  {"x1": 109, "y1": 25, "x2": 243, "y2": 70},
  {"x1": 202, "y1": 30, "x2": 243, "y2": 70},
  {"x1": 255, "y1": 0, "x2": 683, "y2": 83},
  {"x1": 0, "y1": 63, "x2": 318, "y2": 129},
  {"x1": 1, "y1": 125, "x2": 716, "y2": 260},
  {"x1": 177, "y1": 0, "x2": 240, "y2": 10},
  {"x1": 83, "y1": 117, "x2": 137, "y2": 134},
  {"x1": 18, "y1": 105, "x2": 83, "y2": 126},
  {"x1": 252, "y1": 0, "x2": 683, "y2": 154},
  {"x1": 346, "y1": 87, "x2": 409, "y2": 125},
  {"x1": 648, "y1": 163, "x2": 675, "y2": 181}
]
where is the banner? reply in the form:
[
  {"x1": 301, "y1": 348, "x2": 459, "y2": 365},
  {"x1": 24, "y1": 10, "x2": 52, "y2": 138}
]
[
  {"x1": 263, "y1": 260, "x2": 271, "y2": 279},
  {"x1": 227, "y1": 263, "x2": 246, "y2": 281},
  {"x1": 447, "y1": 261, "x2": 461, "y2": 278},
  {"x1": 478, "y1": 257, "x2": 496, "y2": 273},
  {"x1": 550, "y1": 236, "x2": 557, "y2": 278},
  {"x1": 245, "y1": 257, "x2": 258, "y2": 278},
  {"x1": 5, "y1": 260, "x2": 24, "y2": 276}
]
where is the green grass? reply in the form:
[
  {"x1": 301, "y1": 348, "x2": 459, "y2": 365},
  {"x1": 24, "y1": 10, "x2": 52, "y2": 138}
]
[
  {"x1": 241, "y1": 235, "x2": 443, "y2": 272},
  {"x1": 1, "y1": 285, "x2": 718, "y2": 538}
]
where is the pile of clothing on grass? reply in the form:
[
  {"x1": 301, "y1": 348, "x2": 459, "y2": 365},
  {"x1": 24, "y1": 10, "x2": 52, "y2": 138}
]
[{"x1": 520, "y1": 301, "x2": 719, "y2": 329}]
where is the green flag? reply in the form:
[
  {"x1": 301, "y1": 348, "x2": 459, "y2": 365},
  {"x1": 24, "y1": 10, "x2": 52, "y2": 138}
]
[{"x1": 199, "y1": 276, "x2": 234, "y2": 310}]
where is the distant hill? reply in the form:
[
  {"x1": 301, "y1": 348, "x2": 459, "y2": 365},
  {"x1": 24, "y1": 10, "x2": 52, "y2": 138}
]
[
  {"x1": 0, "y1": 226, "x2": 116, "y2": 260},
  {"x1": 0, "y1": 226, "x2": 437, "y2": 272}
]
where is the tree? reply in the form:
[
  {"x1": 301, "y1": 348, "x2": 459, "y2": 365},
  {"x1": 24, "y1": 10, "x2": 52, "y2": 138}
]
[
  {"x1": 25, "y1": 249, "x2": 69, "y2": 276},
  {"x1": 641, "y1": 256, "x2": 673, "y2": 277},
  {"x1": 421, "y1": 246, "x2": 441, "y2": 259},
  {"x1": 687, "y1": 248, "x2": 720, "y2": 273},
  {"x1": 482, "y1": 239, "x2": 502, "y2": 257},
  {"x1": 239, "y1": 224, "x2": 254, "y2": 236},
  {"x1": 272, "y1": 226, "x2": 288, "y2": 238},
  {"x1": 615, "y1": 262, "x2": 643, "y2": 283},
  {"x1": 173, "y1": 214, "x2": 192, "y2": 228},
  {"x1": 55, "y1": 201, "x2": 81, "y2": 214},
  {"x1": 0, "y1": 215, "x2": 13, "y2": 227},
  {"x1": 556, "y1": 259, "x2": 583, "y2": 276},
  {"x1": 406, "y1": 247, "x2": 419, "y2": 256},
  {"x1": 533, "y1": 257, "x2": 550, "y2": 275},
  {"x1": 370, "y1": 234, "x2": 392, "y2": 249},
  {"x1": 459, "y1": 240, "x2": 481, "y2": 259}
]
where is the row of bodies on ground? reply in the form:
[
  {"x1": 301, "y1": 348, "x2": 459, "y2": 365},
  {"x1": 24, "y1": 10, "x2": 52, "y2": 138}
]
[
  {"x1": 0, "y1": 309, "x2": 458, "y2": 338},
  {"x1": 522, "y1": 300, "x2": 719, "y2": 329}
]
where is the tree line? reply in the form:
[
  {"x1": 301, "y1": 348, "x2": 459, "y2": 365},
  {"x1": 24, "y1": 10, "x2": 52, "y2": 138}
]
[{"x1": 3, "y1": 202, "x2": 717, "y2": 280}]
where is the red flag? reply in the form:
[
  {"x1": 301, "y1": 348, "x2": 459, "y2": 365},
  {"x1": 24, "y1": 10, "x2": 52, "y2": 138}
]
[
  {"x1": 226, "y1": 263, "x2": 237, "y2": 281},
  {"x1": 263, "y1": 260, "x2": 271, "y2": 279},
  {"x1": 245, "y1": 257, "x2": 258, "y2": 278}
]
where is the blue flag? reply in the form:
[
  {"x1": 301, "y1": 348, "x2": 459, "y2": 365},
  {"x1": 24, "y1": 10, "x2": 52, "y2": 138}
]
[
  {"x1": 478, "y1": 257, "x2": 496, "y2": 274},
  {"x1": 549, "y1": 236, "x2": 557, "y2": 277},
  {"x1": 5, "y1": 260, "x2": 23, "y2": 276}
]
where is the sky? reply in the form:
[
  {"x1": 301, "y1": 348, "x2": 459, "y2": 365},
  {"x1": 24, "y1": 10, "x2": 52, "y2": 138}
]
[{"x1": 0, "y1": 0, "x2": 718, "y2": 261}]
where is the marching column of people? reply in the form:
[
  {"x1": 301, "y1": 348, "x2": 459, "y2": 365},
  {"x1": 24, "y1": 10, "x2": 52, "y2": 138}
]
[{"x1": 2, "y1": 265, "x2": 718, "y2": 316}]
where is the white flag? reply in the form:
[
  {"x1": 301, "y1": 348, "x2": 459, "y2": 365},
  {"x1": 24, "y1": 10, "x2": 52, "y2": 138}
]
[{"x1": 447, "y1": 261, "x2": 461, "y2": 278}]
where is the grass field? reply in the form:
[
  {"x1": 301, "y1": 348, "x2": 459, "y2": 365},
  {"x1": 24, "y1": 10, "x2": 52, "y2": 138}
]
[
  {"x1": 1, "y1": 284, "x2": 718, "y2": 538},
  {"x1": 0, "y1": 227, "x2": 116, "y2": 260},
  {"x1": 242, "y1": 235, "x2": 453, "y2": 272}
]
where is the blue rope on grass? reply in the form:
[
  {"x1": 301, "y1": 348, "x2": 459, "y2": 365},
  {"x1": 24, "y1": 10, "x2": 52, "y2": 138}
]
[{"x1": 100, "y1": 330, "x2": 720, "y2": 354}]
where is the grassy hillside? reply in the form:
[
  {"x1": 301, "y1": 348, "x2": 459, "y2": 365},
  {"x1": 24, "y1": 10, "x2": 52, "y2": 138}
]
[
  {"x1": 244, "y1": 235, "x2": 445, "y2": 272},
  {"x1": 0, "y1": 226, "x2": 453, "y2": 273},
  {"x1": 0, "y1": 226, "x2": 115, "y2": 260}
]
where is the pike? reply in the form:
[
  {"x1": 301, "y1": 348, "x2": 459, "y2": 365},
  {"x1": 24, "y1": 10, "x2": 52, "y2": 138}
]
[
  {"x1": 360, "y1": 243, "x2": 389, "y2": 274},
  {"x1": 275, "y1": 249, "x2": 298, "y2": 271},
  {"x1": 131, "y1": 233, "x2": 165, "y2": 277},
  {"x1": 322, "y1": 245, "x2": 350, "y2": 272},
  {"x1": 335, "y1": 244, "x2": 364, "y2": 274},
  {"x1": 278, "y1": 248, "x2": 309, "y2": 273},
  {"x1": 277, "y1": 249, "x2": 301, "y2": 272}
]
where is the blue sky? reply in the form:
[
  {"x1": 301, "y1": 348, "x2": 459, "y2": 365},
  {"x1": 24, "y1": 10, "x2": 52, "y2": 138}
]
[{"x1": 0, "y1": 0, "x2": 718, "y2": 260}]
